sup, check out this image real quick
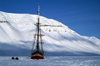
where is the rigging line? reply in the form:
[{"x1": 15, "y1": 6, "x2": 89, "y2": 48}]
[
  {"x1": 31, "y1": 29, "x2": 37, "y2": 53},
  {"x1": 40, "y1": 28, "x2": 44, "y2": 53}
]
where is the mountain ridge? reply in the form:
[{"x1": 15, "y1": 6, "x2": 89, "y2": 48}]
[{"x1": 0, "y1": 11, "x2": 100, "y2": 56}]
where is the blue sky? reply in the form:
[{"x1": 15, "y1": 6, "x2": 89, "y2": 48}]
[{"x1": 0, "y1": 0, "x2": 100, "y2": 39}]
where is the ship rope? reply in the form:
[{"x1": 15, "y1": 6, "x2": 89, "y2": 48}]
[
  {"x1": 40, "y1": 28, "x2": 44, "y2": 53},
  {"x1": 31, "y1": 29, "x2": 37, "y2": 53}
]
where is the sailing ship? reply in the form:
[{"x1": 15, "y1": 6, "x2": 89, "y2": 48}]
[{"x1": 31, "y1": 5, "x2": 44, "y2": 59}]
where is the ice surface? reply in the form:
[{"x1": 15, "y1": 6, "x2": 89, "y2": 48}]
[{"x1": 0, "y1": 56, "x2": 100, "y2": 66}]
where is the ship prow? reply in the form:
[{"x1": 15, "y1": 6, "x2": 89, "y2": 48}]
[{"x1": 31, "y1": 51, "x2": 44, "y2": 59}]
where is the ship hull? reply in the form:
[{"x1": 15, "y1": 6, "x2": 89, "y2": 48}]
[{"x1": 31, "y1": 52, "x2": 44, "y2": 59}]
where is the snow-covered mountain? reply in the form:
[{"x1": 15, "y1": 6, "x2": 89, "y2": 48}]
[{"x1": 0, "y1": 11, "x2": 100, "y2": 56}]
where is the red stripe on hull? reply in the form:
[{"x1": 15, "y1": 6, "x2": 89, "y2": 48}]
[{"x1": 31, "y1": 52, "x2": 44, "y2": 59}]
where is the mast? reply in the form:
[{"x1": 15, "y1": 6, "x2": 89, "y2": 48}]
[
  {"x1": 31, "y1": 4, "x2": 44, "y2": 59},
  {"x1": 36, "y1": 4, "x2": 40, "y2": 52}
]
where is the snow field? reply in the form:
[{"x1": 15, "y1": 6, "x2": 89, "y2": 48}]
[
  {"x1": 0, "y1": 56, "x2": 100, "y2": 66},
  {"x1": 0, "y1": 11, "x2": 100, "y2": 56}
]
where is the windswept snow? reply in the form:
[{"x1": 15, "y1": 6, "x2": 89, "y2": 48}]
[
  {"x1": 0, "y1": 11, "x2": 100, "y2": 56},
  {"x1": 0, "y1": 56, "x2": 100, "y2": 66}
]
